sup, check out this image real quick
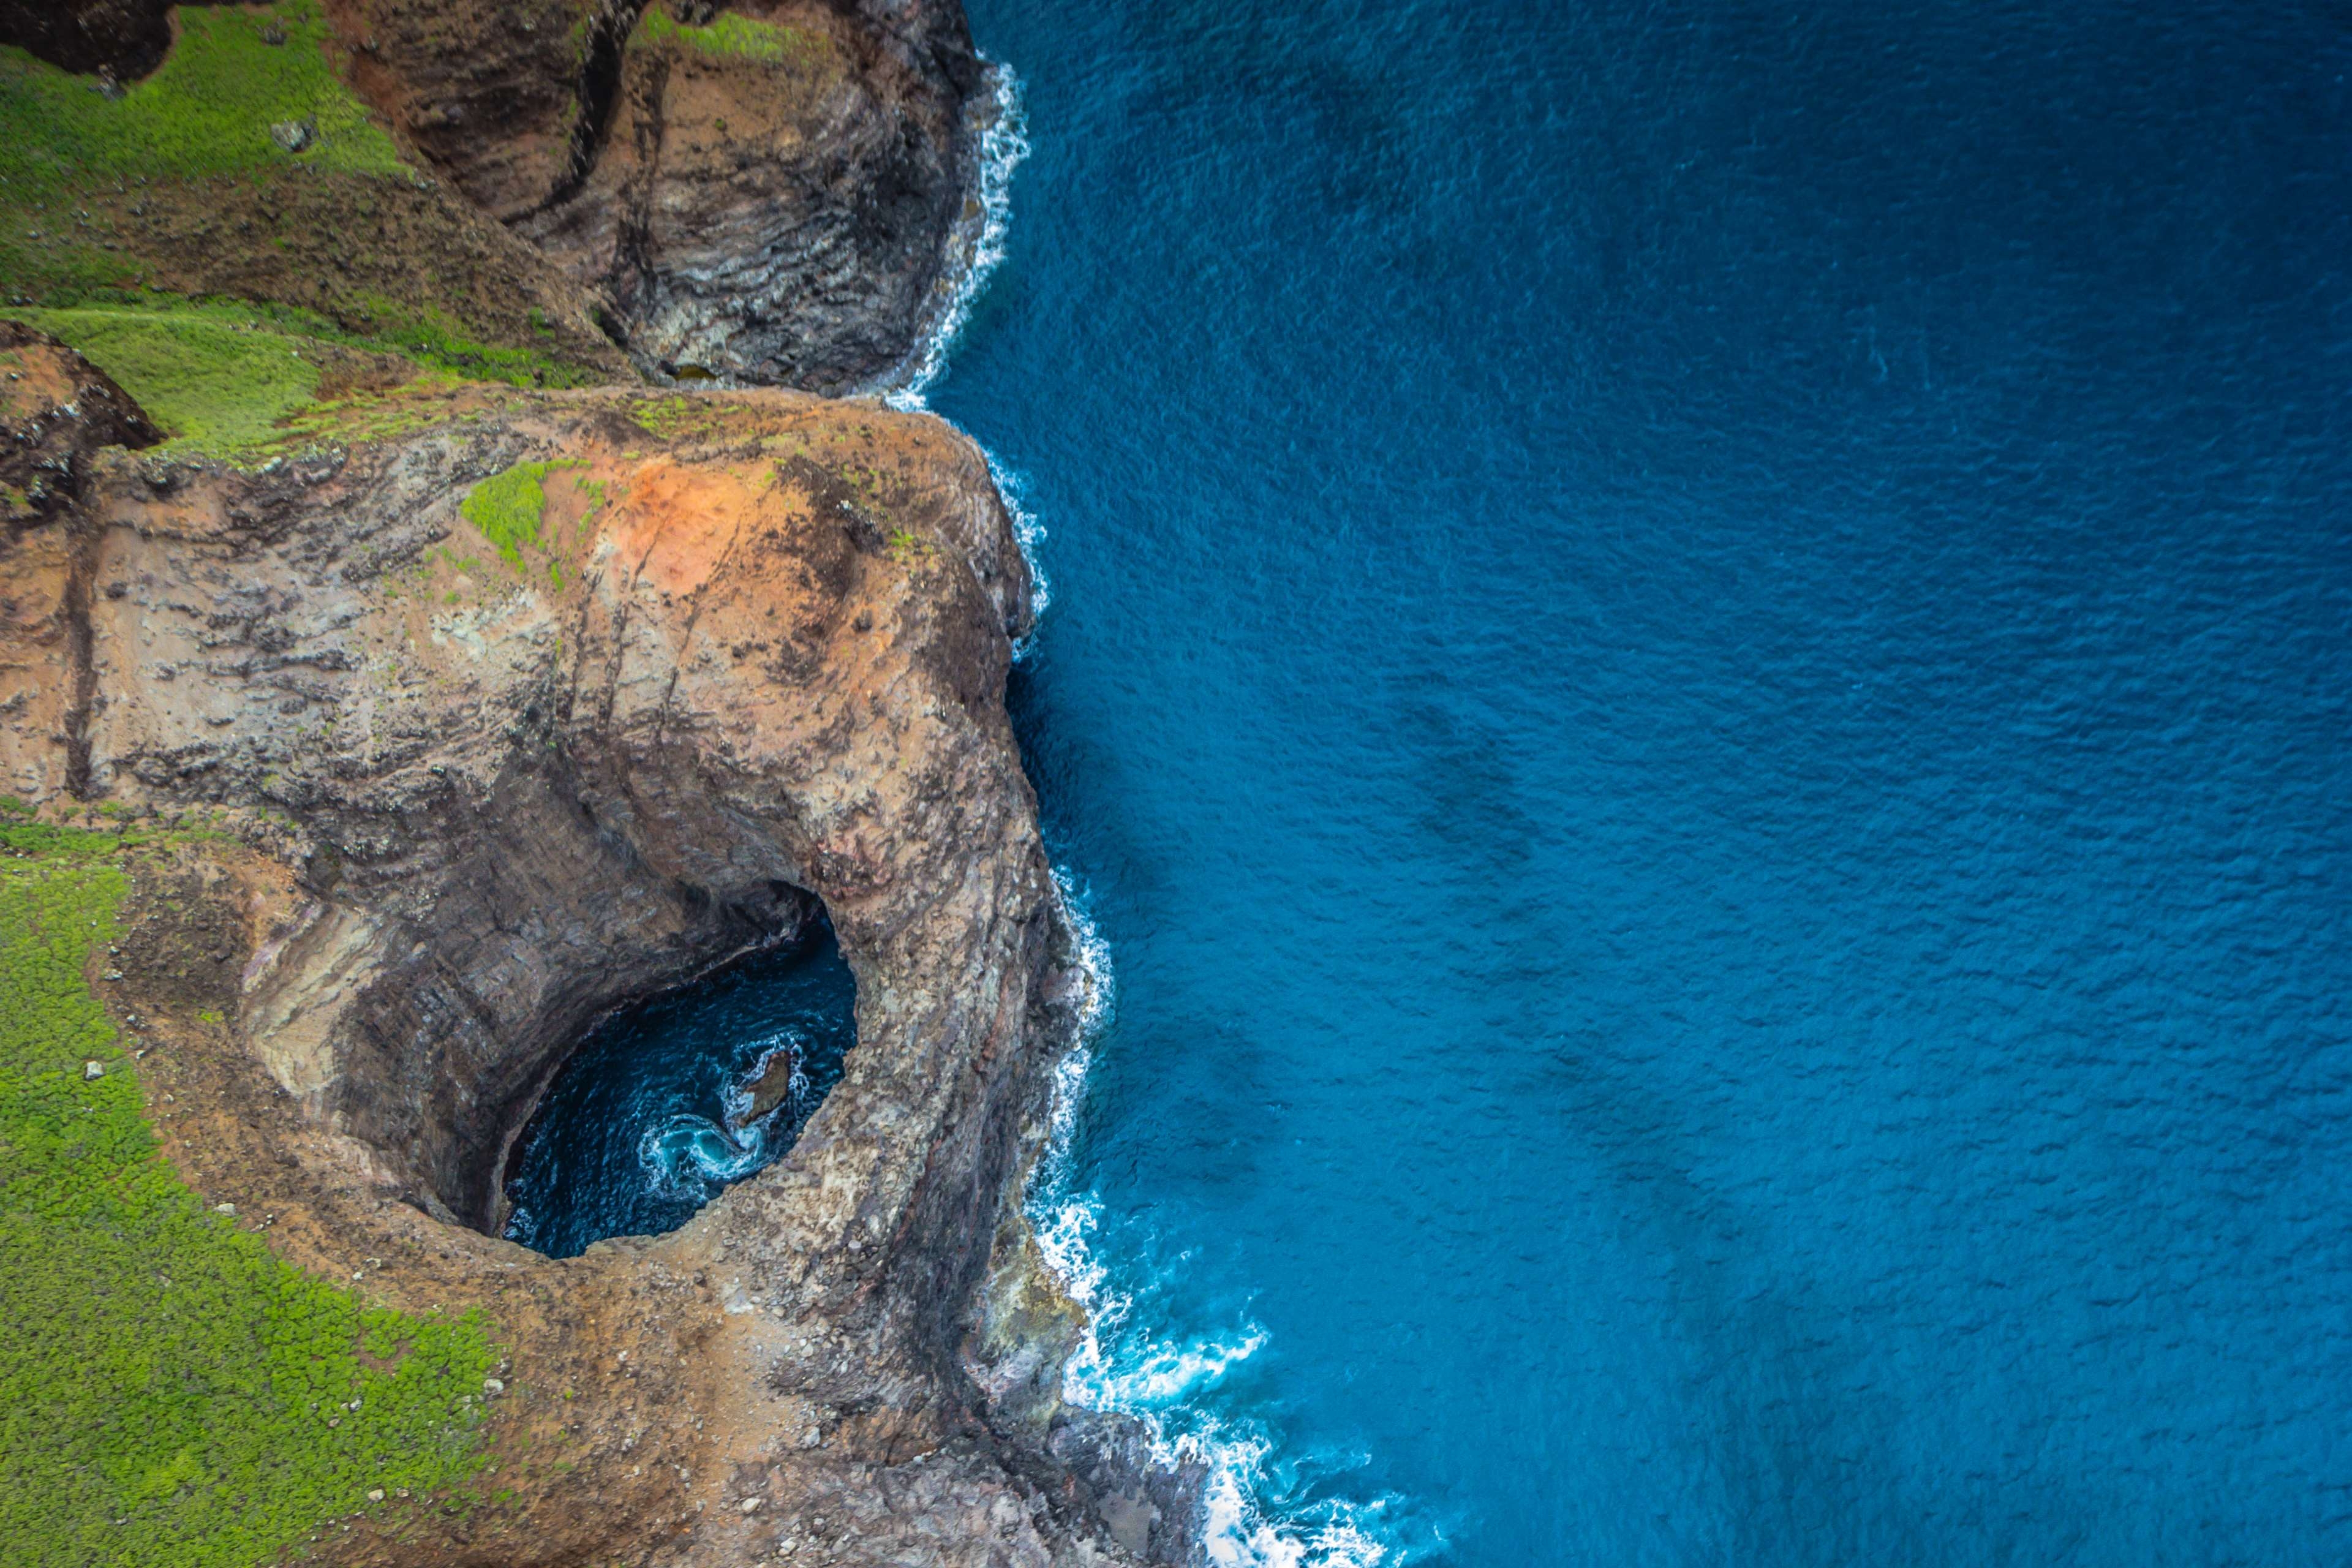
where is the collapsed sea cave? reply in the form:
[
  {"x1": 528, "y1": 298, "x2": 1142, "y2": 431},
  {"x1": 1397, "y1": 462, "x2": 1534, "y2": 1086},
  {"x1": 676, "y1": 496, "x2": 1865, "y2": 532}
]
[{"x1": 494, "y1": 913, "x2": 860, "y2": 1259}]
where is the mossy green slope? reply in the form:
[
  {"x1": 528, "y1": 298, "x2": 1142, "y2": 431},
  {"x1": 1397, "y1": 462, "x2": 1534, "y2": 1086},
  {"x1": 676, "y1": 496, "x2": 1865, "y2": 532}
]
[
  {"x1": 0, "y1": 1, "x2": 404, "y2": 200},
  {"x1": 18, "y1": 294, "x2": 574, "y2": 459},
  {"x1": 0, "y1": 1, "x2": 626, "y2": 393},
  {"x1": 634, "y1": 9, "x2": 831, "y2": 66},
  {"x1": 0, "y1": 821, "x2": 499, "y2": 1568},
  {"x1": 17, "y1": 299, "x2": 330, "y2": 456}
]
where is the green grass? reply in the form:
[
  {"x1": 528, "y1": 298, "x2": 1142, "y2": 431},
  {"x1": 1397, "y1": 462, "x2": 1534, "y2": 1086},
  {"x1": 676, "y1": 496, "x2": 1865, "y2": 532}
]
[
  {"x1": 19, "y1": 294, "x2": 592, "y2": 460},
  {"x1": 18, "y1": 300, "x2": 329, "y2": 454},
  {"x1": 0, "y1": 1, "x2": 406, "y2": 205},
  {"x1": 351, "y1": 293, "x2": 605, "y2": 391},
  {"x1": 635, "y1": 9, "x2": 829, "y2": 67},
  {"x1": 460, "y1": 460, "x2": 586, "y2": 581},
  {"x1": 629, "y1": 391, "x2": 737, "y2": 443},
  {"x1": 0, "y1": 4, "x2": 609, "y2": 395},
  {"x1": 0, "y1": 821, "x2": 499, "y2": 1568}
]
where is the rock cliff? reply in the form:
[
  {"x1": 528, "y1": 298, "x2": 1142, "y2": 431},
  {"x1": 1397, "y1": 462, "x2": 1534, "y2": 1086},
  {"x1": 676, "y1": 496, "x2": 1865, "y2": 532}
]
[
  {"x1": 0, "y1": 0, "x2": 1196, "y2": 1547},
  {"x1": 513, "y1": 0, "x2": 993, "y2": 393},
  {"x1": 330, "y1": 0, "x2": 994, "y2": 391},
  {"x1": 2, "y1": 0, "x2": 991, "y2": 396},
  {"x1": 1, "y1": 330, "x2": 1196, "y2": 1563}
]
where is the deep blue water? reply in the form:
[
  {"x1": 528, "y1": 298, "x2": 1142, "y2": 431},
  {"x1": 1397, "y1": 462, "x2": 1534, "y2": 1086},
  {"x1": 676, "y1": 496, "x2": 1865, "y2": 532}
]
[
  {"x1": 503, "y1": 924, "x2": 856, "y2": 1259},
  {"x1": 930, "y1": 1, "x2": 2352, "y2": 1562}
]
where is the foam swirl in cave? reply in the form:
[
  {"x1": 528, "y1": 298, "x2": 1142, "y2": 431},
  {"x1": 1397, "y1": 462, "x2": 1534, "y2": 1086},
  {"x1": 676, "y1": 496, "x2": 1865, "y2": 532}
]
[{"x1": 501, "y1": 919, "x2": 858, "y2": 1259}]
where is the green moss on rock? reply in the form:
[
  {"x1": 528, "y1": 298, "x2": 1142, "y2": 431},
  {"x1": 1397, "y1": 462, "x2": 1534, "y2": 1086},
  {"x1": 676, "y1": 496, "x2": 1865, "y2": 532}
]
[
  {"x1": 0, "y1": 3, "x2": 629, "y2": 394},
  {"x1": 18, "y1": 299, "x2": 328, "y2": 455},
  {"x1": 634, "y1": 9, "x2": 831, "y2": 67},
  {"x1": 21, "y1": 294, "x2": 589, "y2": 461},
  {"x1": 461, "y1": 459, "x2": 585, "y2": 577},
  {"x1": 0, "y1": 822, "x2": 500, "y2": 1568}
]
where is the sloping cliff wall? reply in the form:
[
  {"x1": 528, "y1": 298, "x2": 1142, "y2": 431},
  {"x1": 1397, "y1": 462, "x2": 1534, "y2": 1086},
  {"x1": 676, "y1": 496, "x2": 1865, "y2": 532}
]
[
  {"x1": 0, "y1": 0, "x2": 1198, "y2": 1558},
  {"x1": 2, "y1": 333, "x2": 1193, "y2": 1564}
]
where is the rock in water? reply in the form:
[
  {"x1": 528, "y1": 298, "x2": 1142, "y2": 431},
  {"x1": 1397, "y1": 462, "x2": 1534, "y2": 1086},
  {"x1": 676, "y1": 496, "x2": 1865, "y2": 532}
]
[{"x1": 733, "y1": 1043, "x2": 801, "y2": 1129}]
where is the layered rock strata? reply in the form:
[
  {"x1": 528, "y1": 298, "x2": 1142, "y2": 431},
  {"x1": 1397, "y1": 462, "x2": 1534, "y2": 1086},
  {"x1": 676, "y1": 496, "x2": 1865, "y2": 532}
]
[
  {"x1": 1, "y1": 0, "x2": 992, "y2": 395},
  {"x1": 317, "y1": 0, "x2": 992, "y2": 393},
  {"x1": 1, "y1": 337, "x2": 1197, "y2": 1564}
]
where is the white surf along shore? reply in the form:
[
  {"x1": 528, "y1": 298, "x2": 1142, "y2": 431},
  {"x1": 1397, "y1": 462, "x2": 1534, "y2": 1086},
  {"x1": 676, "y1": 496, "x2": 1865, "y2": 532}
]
[{"x1": 887, "y1": 58, "x2": 1411, "y2": 1568}]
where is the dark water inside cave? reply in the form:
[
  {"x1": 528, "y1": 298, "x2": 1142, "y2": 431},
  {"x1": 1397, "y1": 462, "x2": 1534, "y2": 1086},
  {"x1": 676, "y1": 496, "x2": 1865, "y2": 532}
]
[
  {"x1": 501, "y1": 921, "x2": 857, "y2": 1261},
  {"x1": 929, "y1": 0, "x2": 2352, "y2": 1562}
]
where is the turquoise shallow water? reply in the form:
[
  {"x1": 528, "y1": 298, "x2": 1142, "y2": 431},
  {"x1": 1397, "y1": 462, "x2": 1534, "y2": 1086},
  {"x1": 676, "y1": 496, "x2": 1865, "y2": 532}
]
[{"x1": 929, "y1": 1, "x2": 2352, "y2": 1562}]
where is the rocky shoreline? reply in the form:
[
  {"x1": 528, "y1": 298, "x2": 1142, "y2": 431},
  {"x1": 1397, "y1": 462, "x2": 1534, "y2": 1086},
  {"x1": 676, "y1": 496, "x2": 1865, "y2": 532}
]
[{"x1": 0, "y1": 4, "x2": 1198, "y2": 1564}]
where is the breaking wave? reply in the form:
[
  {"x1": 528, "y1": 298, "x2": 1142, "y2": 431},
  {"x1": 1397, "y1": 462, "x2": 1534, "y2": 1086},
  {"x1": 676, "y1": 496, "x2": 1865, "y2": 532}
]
[
  {"x1": 1031, "y1": 873, "x2": 1408, "y2": 1568},
  {"x1": 888, "y1": 60, "x2": 1030, "y2": 410},
  {"x1": 897, "y1": 57, "x2": 1417, "y2": 1568}
]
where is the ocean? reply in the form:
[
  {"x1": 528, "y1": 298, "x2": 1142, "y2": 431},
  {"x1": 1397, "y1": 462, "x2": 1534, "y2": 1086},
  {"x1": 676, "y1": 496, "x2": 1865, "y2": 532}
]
[{"x1": 923, "y1": 1, "x2": 2352, "y2": 1562}]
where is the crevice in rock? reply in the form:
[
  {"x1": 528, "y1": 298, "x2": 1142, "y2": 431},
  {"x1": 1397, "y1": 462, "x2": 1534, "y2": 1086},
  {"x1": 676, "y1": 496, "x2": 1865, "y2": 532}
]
[
  {"x1": 533, "y1": 0, "x2": 654, "y2": 219},
  {"x1": 59, "y1": 518, "x2": 101, "y2": 800}
]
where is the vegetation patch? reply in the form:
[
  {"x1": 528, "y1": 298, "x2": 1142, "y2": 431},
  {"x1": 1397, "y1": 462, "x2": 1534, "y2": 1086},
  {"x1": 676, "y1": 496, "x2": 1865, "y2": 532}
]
[
  {"x1": 0, "y1": 821, "x2": 499, "y2": 1568},
  {"x1": 0, "y1": 4, "x2": 622, "y2": 389},
  {"x1": 18, "y1": 298, "x2": 331, "y2": 455},
  {"x1": 21, "y1": 294, "x2": 585, "y2": 460},
  {"x1": 635, "y1": 9, "x2": 831, "y2": 68},
  {"x1": 350, "y1": 293, "x2": 604, "y2": 391},
  {"x1": 629, "y1": 391, "x2": 742, "y2": 444},
  {"x1": 461, "y1": 460, "x2": 587, "y2": 582},
  {"x1": 0, "y1": 1, "x2": 406, "y2": 205}
]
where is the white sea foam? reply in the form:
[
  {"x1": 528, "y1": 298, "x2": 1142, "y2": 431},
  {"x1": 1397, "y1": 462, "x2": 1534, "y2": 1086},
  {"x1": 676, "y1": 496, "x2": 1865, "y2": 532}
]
[
  {"x1": 887, "y1": 62, "x2": 1031, "y2": 412},
  {"x1": 987, "y1": 450, "x2": 1052, "y2": 632},
  {"x1": 875, "y1": 62, "x2": 1050, "y2": 635},
  {"x1": 898, "y1": 70, "x2": 1412, "y2": 1568},
  {"x1": 1031, "y1": 873, "x2": 1406, "y2": 1568}
]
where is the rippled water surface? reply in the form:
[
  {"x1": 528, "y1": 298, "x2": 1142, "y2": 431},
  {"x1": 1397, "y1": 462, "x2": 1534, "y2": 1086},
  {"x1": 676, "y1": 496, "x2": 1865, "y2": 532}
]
[
  {"x1": 937, "y1": 1, "x2": 2352, "y2": 1562},
  {"x1": 503, "y1": 924, "x2": 856, "y2": 1259}
]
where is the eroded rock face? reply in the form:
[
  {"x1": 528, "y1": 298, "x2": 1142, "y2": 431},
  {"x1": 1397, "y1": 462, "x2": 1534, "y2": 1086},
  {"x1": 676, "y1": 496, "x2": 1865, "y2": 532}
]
[
  {"x1": 1, "y1": 374, "x2": 1189, "y2": 1564},
  {"x1": 513, "y1": 0, "x2": 987, "y2": 392},
  {"x1": 326, "y1": 0, "x2": 989, "y2": 393},
  {"x1": 0, "y1": 324, "x2": 160, "y2": 802},
  {"x1": 327, "y1": 0, "x2": 627, "y2": 224},
  {"x1": 0, "y1": 0, "x2": 177, "y2": 80},
  {"x1": 0, "y1": 320, "x2": 162, "y2": 521}
]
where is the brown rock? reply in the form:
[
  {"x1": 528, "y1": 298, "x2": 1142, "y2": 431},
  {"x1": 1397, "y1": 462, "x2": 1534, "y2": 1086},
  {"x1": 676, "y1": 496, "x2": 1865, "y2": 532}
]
[
  {"x1": 513, "y1": 1, "x2": 989, "y2": 392},
  {"x1": 0, "y1": 318, "x2": 160, "y2": 521},
  {"x1": 334, "y1": 0, "x2": 993, "y2": 392},
  {"x1": 1, "y1": 380, "x2": 1189, "y2": 1564},
  {"x1": 734, "y1": 1040, "x2": 801, "y2": 1126},
  {"x1": 0, "y1": 323, "x2": 159, "y2": 802}
]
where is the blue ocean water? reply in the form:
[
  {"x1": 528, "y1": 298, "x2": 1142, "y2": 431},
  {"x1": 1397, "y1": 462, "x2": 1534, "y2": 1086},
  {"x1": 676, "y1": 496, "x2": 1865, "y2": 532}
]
[
  {"x1": 503, "y1": 924, "x2": 856, "y2": 1259},
  {"x1": 930, "y1": 1, "x2": 2352, "y2": 1563}
]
